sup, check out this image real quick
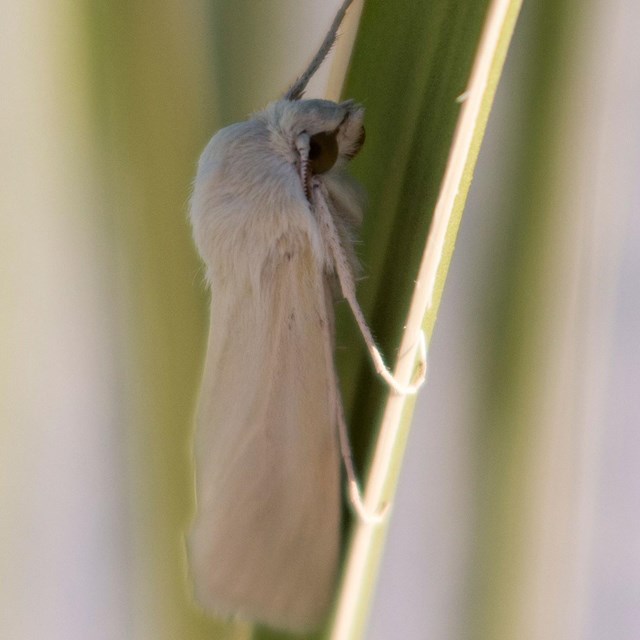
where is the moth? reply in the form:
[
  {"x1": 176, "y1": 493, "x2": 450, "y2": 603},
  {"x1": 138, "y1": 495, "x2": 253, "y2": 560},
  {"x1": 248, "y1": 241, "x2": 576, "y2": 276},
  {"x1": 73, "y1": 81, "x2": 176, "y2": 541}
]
[{"x1": 188, "y1": 0, "x2": 424, "y2": 631}]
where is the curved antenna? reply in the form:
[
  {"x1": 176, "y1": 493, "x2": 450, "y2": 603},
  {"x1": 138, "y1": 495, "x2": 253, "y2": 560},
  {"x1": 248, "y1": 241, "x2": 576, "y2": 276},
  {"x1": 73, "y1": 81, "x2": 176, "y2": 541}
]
[{"x1": 284, "y1": 0, "x2": 356, "y2": 101}]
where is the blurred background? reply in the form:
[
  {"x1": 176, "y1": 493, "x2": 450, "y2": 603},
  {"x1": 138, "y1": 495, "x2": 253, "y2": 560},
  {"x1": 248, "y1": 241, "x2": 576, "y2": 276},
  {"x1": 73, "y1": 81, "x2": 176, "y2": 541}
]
[{"x1": 1, "y1": 1, "x2": 638, "y2": 639}]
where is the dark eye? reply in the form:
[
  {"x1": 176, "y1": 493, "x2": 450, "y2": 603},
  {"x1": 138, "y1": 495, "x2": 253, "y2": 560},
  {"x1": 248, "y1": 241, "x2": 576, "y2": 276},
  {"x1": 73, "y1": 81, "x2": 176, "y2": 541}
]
[{"x1": 308, "y1": 131, "x2": 339, "y2": 174}]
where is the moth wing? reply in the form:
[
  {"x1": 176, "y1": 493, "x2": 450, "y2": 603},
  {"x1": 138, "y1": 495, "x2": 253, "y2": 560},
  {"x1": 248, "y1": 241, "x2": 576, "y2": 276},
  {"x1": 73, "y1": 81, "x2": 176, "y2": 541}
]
[{"x1": 188, "y1": 242, "x2": 341, "y2": 632}]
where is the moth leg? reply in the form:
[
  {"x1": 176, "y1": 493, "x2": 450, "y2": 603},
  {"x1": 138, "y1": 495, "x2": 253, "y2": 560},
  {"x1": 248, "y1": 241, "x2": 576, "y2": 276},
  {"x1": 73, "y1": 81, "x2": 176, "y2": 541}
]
[
  {"x1": 312, "y1": 181, "x2": 427, "y2": 395},
  {"x1": 336, "y1": 394, "x2": 388, "y2": 525},
  {"x1": 311, "y1": 240, "x2": 386, "y2": 526}
]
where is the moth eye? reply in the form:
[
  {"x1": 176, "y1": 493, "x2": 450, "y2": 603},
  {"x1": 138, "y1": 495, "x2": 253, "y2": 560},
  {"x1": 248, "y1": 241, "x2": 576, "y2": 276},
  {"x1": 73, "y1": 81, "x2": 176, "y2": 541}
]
[{"x1": 308, "y1": 131, "x2": 339, "y2": 174}]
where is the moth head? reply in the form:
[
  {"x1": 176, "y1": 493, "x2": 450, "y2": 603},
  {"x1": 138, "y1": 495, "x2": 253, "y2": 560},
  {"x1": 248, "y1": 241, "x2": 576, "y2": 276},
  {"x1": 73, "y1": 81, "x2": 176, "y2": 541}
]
[{"x1": 263, "y1": 99, "x2": 365, "y2": 198}]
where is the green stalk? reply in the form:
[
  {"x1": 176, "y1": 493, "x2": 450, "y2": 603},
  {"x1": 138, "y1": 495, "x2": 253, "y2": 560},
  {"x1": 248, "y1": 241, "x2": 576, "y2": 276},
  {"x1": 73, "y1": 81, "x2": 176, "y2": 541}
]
[{"x1": 329, "y1": 1, "x2": 523, "y2": 637}]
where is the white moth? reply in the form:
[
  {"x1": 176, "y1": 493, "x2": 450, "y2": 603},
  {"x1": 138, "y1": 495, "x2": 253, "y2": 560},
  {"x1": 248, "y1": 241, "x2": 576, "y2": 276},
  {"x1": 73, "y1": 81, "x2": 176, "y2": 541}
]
[{"x1": 188, "y1": 0, "x2": 425, "y2": 632}]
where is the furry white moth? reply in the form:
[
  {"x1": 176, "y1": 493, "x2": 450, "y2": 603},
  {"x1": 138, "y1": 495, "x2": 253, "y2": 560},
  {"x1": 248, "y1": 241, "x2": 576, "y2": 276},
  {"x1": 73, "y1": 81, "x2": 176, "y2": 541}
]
[{"x1": 188, "y1": 0, "x2": 425, "y2": 631}]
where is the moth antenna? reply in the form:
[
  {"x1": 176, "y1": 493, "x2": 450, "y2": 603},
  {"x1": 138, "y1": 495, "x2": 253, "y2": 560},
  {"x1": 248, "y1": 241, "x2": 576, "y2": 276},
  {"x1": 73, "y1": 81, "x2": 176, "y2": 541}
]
[{"x1": 284, "y1": 0, "x2": 356, "y2": 101}]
